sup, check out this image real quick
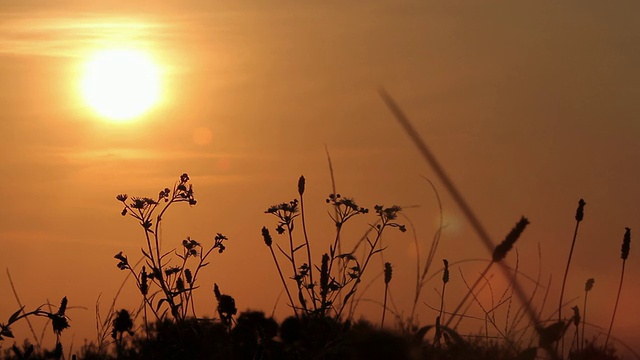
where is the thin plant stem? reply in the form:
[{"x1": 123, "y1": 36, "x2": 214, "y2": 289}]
[
  {"x1": 445, "y1": 261, "x2": 493, "y2": 328},
  {"x1": 606, "y1": 227, "x2": 631, "y2": 348},
  {"x1": 298, "y1": 180, "x2": 317, "y2": 312},
  {"x1": 605, "y1": 259, "x2": 627, "y2": 349},
  {"x1": 558, "y1": 199, "x2": 585, "y2": 356},
  {"x1": 269, "y1": 245, "x2": 298, "y2": 318},
  {"x1": 381, "y1": 282, "x2": 389, "y2": 329},
  {"x1": 6, "y1": 268, "x2": 41, "y2": 350},
  {"x1": 379, "y1": 90, "x2": 557, "y2": 360}
]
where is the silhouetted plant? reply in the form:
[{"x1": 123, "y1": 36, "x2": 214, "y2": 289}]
[
  {"x1": 380, "y1": 262, "x2": 393, "y2": 329},
  {"x1": 605, "y1": 227, "x2": 631, "y2": 348},
  {"x1": 445, "y1": 217, "x2": 529, "y2": 329},
  {"x1": 0, "y1": 297, "x2": 70, "y2": 360},
  {"x1": 558, "y1": 199, "x2": 586, "y2": 356},
  {"x1": 114, "y1": 173, "x2": 229, "y2": 325},
  {"x1": 111, "y1": 309, "x2": 133, "y2": 358},
  {"x1": 262, "y1": 175, "x2": 406, "y2": 321},
  {"x1": 580, "y1": 278, "x2": 594, "y2": 352}
]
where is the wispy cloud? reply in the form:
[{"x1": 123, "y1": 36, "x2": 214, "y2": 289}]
[{"x1": 0, "y1": 12, "x2": 170, "y2": 58}]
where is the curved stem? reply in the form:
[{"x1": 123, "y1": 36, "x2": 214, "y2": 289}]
[{"x1": 605, "y1": 260, "x2": 626, "y2": 349}]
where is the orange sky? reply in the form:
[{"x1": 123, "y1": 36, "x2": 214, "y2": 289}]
[{"x1": 1, "y1": 1, "x2": 639, "y2": 357}]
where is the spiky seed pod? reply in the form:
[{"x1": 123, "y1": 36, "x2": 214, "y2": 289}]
[
  {"x1": 298, "y1": 175, "x2": 305, "y2": 196},
  {"x1": 492, "y1": 217, "x2": 530, "y2": 262},
  {"x1": 261, "y1": 226, "x2": 273, "y2": 247},
  {"x1": 621, "y1": 227, "x2": 631, "y2": 260},
  {"x1": 442, "y1": 259, "x2": 449, "y2": 284},
  {"x1": 384, "y1": 262, "x2": 393, "y2": 284},
  {"x1": 585, "y1": 278, "x2": 595, "y2": 292},
  {"x1": 575, "y1": 199, "x2": 586, "y2": 222}
]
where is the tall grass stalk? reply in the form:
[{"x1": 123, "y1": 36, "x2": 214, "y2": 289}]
[
  {"x1": 379, "y1": 89, "x2": 559, "y2": 360},
  {"x1": 408, "y1": 177, "x2": 444, "y2": 331},
  {"x1": 381, "y1": 262, "x2": 392, "y2": 329},
  {"x1": 262, "y1": 226, "x2": 298, "y2": 318},
  {"x1": 445, "y1": 217, "x2": 529, "y2": 329},
  {"x1": 558, "y1": 199, "x2": 585, "y2": 356},
  {"x1": 605, "y1": 227, "x2": 631, "y2": 348},
  {"x1": 6, "y1": 269, "x2": 40, "y2": 350},
  {"x1": 581, "y1": 278, "x2": 594, "y2": 352}
]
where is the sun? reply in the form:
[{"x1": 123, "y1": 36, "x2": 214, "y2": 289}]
[{"x1": 80, "y1": 49, "x2": 161, "y2": 122}]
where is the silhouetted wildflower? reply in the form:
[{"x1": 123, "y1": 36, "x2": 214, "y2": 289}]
[
  {"x1": 116, "y1": 194, "x2": 128, "y2": 202},
  {"x1": 164, "y1": 266, "x2": 180, "y2": 277},
  {"x1": 182, "y1": 237, "x2": 200, "y2": 257},
  {"x1": 131, "y1": 197, "x2": 146, "y2": 209},
  {"x1": 114, "y1": 252, "x2": 129, "y2": 270},
  {"x1": 214, "y1": 233, "x2": 228, "y2": 253}
]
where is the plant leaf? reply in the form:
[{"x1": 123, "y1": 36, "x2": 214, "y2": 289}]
[
  {"x1": 412, "y1": 325, "x2": 433, "y2": 345},
  {"x1": 293, "y1": 243, "x2": 307, "y2": 253},
  {"x1": 8, "y1": 306, "x2": 25, "y2": 324},
  {"x1": 156, "y1": 298, "x2": 167, "y2": 312}
]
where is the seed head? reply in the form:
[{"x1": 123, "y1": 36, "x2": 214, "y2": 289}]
[
  {"x1": 442, "y1": 259, "x2": 449, "y2": 284},
  {"x1": 298, "y1": 175, "x2": 305, "y2": 196},
  {"x1": 621, "y1": 227, "x2": 631, "y2": 260},
  {"x1": 320, "y1": 253, "x2": 330, "y2": 296},
  {"x1": 585, "y1": 278, "x2": 595, "y2": 292},
  {"x1": 185, "y1": 269, "x2": 193, "y2": 284},
  {"x1": 575, "y1": 199, "x2": 586, "y2": 222},
  {"x1": 384, "y1": 262, "x2": 393, "y2": 285},
  {"x1": 57, "y1": 297, "x2": 68, "y2": 316},
  {"x1": 261, "y1": 226, "x2": 273, "y2": 247},
  {"x1": 492, "y1": 217, "x2": 530, "y2": 262},
  {"x1": 572, "y1": 306, "x2": 580, "y2": 327},
  {"x1": 140, "y1": 267, "x2": 148, "y2": 296}
]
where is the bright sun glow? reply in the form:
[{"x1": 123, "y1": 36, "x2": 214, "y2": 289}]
[{"x1": 81, "y1": 49, "x2": 161, "y2": 121}]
